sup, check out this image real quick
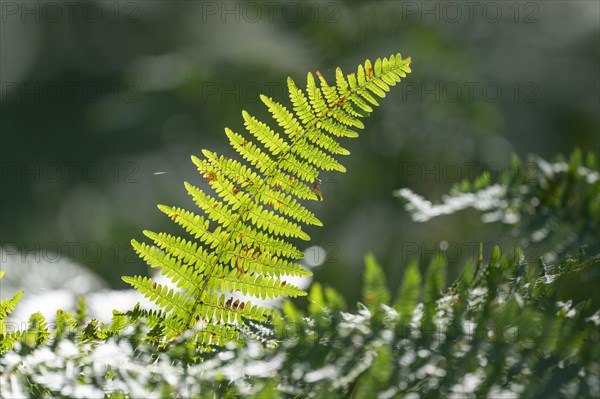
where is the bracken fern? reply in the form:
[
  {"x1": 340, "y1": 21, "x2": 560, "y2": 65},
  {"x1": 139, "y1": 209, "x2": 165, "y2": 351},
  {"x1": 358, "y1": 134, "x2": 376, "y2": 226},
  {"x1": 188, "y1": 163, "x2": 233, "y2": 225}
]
[{"x1": 123, "y1": 54, "x2": 413, "y2": 348}]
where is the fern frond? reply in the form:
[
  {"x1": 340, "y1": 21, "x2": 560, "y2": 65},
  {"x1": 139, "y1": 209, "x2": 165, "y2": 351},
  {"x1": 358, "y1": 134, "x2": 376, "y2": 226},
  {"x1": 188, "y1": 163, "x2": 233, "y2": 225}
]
[
  {"x1": 124, "y1": 53, "x2": 412, "y2": 349},
  {"x1": 22, "y1": 312, "x2": 50, "y2": 347},
  {"x1": 363, "y1": 253, "x2": 391, "y2": 310},
  {"x1": 0, "y1": 290, "x2": 23, "y2": 322},
  {"x1": 395, "y1": 150, "x2": 599, "y2": 261},
  {"x1": 0, "y1": 274, "x2": 24, "y2": 354},
  {"x1": 124, "y1": 303, "x2": 168, "y2": 331},
  {"x1": 109, "y1": 311, "x2": 127, "y2": 335},
  {"x1": 393, "y1": 260, "x2": 421, "y2": 323},
  {"x1": 54, "y1": 309, "x2": 77, "y2": 339}
]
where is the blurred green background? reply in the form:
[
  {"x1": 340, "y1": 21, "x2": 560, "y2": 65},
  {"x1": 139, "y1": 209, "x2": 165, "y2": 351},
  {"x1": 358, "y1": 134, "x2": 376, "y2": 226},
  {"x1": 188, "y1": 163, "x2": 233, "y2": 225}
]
[{"x1": 1, "y1": 1, "x2": 598, "y2": 304}]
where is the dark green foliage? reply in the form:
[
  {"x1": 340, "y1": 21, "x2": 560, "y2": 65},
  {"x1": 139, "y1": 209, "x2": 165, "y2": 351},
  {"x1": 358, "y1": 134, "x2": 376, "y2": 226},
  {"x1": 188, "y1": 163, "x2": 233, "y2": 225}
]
[
  {"x1": 258, "y1": 246, "x2": 597, "y2": 398},
  {"x1": 4, "y1": 238, "x2": 595, "y2": 398},
  {"x1": 396, "y1": 150, "x2": 600, "y2": 261}
]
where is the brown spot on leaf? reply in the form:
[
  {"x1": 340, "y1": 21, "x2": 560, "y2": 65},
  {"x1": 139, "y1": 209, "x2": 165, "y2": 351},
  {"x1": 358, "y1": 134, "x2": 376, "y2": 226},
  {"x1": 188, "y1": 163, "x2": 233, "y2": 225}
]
[{"x1": 203, "y1": 171, "x2": 217, "y2": 182}]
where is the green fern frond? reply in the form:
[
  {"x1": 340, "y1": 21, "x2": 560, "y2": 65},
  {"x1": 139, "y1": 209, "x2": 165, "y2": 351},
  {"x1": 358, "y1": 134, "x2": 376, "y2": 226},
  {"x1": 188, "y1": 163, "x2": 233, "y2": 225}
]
[
  {"x1": 124, "y1": 53, "x2": 413, "y2": 348},
  {"x1": 0, "y1": 331, "x2": 21, "y2": 355},
  {"x1": 363, "y1": 252, "x2": 391, "y2": 310},
  {"x1": 54, "y1": 309, "x2": 78, "y2": 340},
  {"x1": 22, "y1": 312, "x2": 50, "y2": 347},
  {"x1": 0, "y1": 273, "x2": 24, "y2": 354},
  {"x1": 75, "y1": 296, "x2": 87, "y2": 326},
  {"x1": 124, "y1": 303, "x2": 168, "y2": 333},
  {"x1": 0, "y1": 290, "x2": 23, "y2": 323},
  {"x1": 396, "y1": 150, "x2": 599, "y2": 262},
  {"x1": 393, "y1": 260, "x2": 421, "y2": 323}
]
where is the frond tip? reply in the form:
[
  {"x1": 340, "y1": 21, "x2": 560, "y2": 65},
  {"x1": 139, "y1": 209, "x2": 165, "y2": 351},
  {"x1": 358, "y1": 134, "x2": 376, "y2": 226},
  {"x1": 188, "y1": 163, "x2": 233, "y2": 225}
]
[{"x1": 124, "y1": 53, "x2": 412, "y2": 349}]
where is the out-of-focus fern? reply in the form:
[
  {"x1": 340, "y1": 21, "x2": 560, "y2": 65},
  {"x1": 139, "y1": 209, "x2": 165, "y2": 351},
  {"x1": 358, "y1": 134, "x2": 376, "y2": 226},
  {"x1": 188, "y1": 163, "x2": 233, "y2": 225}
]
[
  {"x1": 123, "y1": 54, "x2": 413, "y2": 348},
  {"x1": 0, "y1": 270, "x2": 24, "y2": 354},
  {"x1": 3, "y1": 247, "x2": 597, "y2": 398},
  {"x1": 395, "y1": 150, "x2": 599, "y2": 262},
  {"x1": 267, "y1": 249, "x2": 598, "y2": 398}
]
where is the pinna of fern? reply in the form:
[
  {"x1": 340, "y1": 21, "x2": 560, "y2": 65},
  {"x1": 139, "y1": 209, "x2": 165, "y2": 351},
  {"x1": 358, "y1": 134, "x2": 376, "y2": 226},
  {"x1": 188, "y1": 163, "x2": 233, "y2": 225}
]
[
  {"x1": 123, "y1": 54, "x2": 412, "y2": 348},
  {"x1": 0, "y1": 270, "x2": 24, "y2": 354}
]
